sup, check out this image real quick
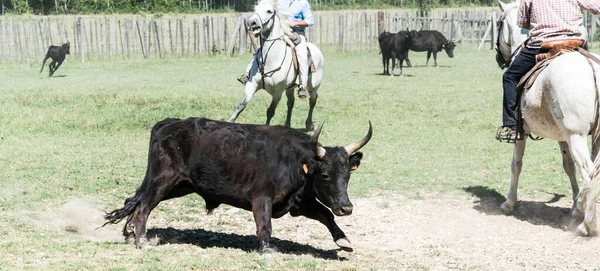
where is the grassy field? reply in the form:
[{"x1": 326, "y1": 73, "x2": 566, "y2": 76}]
[{"x1": 0, "y1": 45, "x2": 585, "y2": 270}]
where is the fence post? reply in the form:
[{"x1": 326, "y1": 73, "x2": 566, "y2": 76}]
[{"x1": 377, "y1": 11, "x2": 385, "y2": 35}]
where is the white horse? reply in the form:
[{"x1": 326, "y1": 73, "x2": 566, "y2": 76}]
[
  {"x1": 496, "y1": 0, "x2": 600, "y2": 236},
  {"x1": 228, "y1": 0, "x2": 324, "y2": 131}
]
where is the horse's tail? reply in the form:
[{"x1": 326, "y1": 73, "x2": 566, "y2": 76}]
[{"x1": 579, "y1": 51, "x2": 600, "y2": 235}]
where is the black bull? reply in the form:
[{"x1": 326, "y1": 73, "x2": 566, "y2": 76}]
[{"x1": 103, "y1": 118, "x2": 372, "y2": 252}]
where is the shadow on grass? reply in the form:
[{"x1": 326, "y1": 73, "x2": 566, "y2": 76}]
[
  {"x1": 146, "y1": 227, "x2": 347, "y2": 260},
  {"x1": 374, "y1": 73, "x2": 414, "y2": 77},
  {"x1": 408, "y1": 64, "x2": 452, "y2": 68},
  {"x1": 462, "y1": 185, "x2": 574, "y2": 230}
]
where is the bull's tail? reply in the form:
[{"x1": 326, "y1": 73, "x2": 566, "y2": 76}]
[
  {"x1": 102, "y1": 177, "x2": 148, "y2": 226},
  {"x1": 39, "y1": 55, "x2": 49, "y2": 73}
]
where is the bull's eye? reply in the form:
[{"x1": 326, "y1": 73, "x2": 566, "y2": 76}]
[{"x1": 321, "y1": 173, "x2": 331, "y2": 181}]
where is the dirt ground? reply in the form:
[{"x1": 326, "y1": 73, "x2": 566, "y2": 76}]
[{"x1": 60, "y1": 188, "x2": 600, "y2": 270}]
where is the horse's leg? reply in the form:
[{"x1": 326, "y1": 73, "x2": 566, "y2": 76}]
[
  {"x1": 284, "y1": 87, "x2": 295, "y2": 127},
  {"x1": 501, "y1": 138, "x2": 527, "y2": 215},
  {"x1": 305, "y1": 87, "x2": 319, "y2": 132},
  {"x1": 229, "y1": 82, "x2": 260, "y2": 123},
  {"x1": 567, "y1": 134, "x2": 597, "y2": 235},
  {"x1": 558, "y1": 141, "x2": 580, "y2": 216},
  {"x1": 266, "y1": 90, "x2": 283, "y2": 126}
]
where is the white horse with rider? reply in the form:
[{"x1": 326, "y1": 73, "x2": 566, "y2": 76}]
[
  {"x1": 229, "y1": 0, "x2": 324, "y2": 131},
  {"x1": 496, "y1": 0, "x2": 600, "y2": 236}
]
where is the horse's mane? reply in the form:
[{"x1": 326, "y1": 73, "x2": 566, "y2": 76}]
[{"x1": 257, "y1": 0, "x2": 295, "y2": 47}]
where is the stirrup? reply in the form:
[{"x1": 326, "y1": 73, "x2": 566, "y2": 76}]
[
  {"x1": 495, "y1": 126, "x2": 518, "y2": 143},
  {"x1": 237, "y1": 74, "x2": 249, "y2": 86}
]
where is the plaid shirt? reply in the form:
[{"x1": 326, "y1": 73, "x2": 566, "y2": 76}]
[{"x1": 518, "y1": 0, "x2": 600, "y2": 48}]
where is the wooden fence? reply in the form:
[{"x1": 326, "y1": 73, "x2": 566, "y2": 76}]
[{"x1": 0, "y1": 9, "x2": 597, "y2": 63}]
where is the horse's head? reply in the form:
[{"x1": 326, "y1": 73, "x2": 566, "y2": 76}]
[
  {"x1": 247, "y1": 0, "x2": 290, "y2": 40},
  {"x1": 495, "y1": 0, "x2": 529, "y2": 69}
]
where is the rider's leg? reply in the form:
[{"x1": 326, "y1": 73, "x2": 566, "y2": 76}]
[
  {"x1": 238, "y1": 48, "x2": 260, "y2": 86},
  {"x1": 496, "y1": 46, "x2": 540, "y2": 142},
  {"x1": 295, "y1": 35, "x2": 309, "y2": 99}
]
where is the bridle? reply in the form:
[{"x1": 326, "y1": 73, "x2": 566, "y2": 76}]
[
  {"x1": 495, "y1": 5, "x2": 523, "y2": 70},
  {"x1": 252, "y1": 7, "x2": 289, "y2": 89}
]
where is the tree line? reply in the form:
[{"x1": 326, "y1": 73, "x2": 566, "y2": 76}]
[{"x1": 0, "y1": 0, "x2": 497, "y2": 15}]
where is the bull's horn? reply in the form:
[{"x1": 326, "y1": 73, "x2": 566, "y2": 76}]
[
  {"x1": 311, "y1": 121, "x2": 326, "y2": 158},
  {"x1": 345, "y1": 121, "x2": 373, "y2": 155}
]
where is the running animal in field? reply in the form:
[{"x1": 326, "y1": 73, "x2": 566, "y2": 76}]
[{"x1": 39, "y1": 42, "x2": 70, "y2": 77}]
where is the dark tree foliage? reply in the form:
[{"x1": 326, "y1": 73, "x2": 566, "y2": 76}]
[{"x1": 0, "y1": 0, "x2": 497, "y2": 15}]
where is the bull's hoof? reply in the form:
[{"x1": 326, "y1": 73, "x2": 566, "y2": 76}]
[
  {"x1": 306, "y1": 123, "x2": 314, "y2": 132},
  {"x1": 500, "y1": 201, "x2": 514, "y2": 215},
  {"x1": 335, "y1": 237, "x2": 353, "y2": 252},
  {"x1": 135, "y1": 236, "x2": 148, "y2": 249},
  {"x1": 260, "y1": 244, "x2": 279, "y2": 254}
]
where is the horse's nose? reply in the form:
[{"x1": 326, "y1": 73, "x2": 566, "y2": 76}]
[{"x1": 247, "y1": 20, "x2": 257, "y2": 29}]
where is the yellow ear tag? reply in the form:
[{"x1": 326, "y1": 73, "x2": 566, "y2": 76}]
[
  {"x1": 442, "y1": 44, "x2": 445, "y2": 48},
  {"x1": 303, "y1": 164, "x2": 308, "y2": 174}
]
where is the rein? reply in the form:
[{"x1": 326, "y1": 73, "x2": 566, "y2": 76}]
[
  {"x1": 495, "y1": 5, "x2": 524, "y2": 70},
  {"x1": 255, "y1": 9, "x2": 290, "y2": 89}
]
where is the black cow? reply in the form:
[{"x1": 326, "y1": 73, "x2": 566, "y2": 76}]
[
  {"x1": 39, "y1": 42, "x2": 70, "y2": 77},
  {"x1": 409, "y1": 30, "x2": 456, "y2": 67},
  {"x1": 378, "y1": 30, "x2": 412, "y2": 76},
  {"x1": 103, "y1": 117, "x2": 372, "y2": 253}
]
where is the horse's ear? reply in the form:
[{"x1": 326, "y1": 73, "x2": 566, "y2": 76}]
[{"x1": 497, "y1": 0, "x2": 507, "y2": 11}]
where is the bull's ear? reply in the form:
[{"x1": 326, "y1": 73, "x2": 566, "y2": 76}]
[{"x1": 349, "y1": 152, "x2": 363, "y2": 171}]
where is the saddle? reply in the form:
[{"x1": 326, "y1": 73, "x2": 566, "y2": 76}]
[
  {"x1": 516, "y1": 39, "x2": 584, "y2": 95},
  {"x1": 291, "y1": 48, "x2": 317, "y2": 73}
]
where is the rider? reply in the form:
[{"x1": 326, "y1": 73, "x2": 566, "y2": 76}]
[
  {"x1": 496, "y1": 0, "x2": 600, "y2": 142},
  {"x1": 237, "y1": 0, "x2": 314, "y2": 99}
]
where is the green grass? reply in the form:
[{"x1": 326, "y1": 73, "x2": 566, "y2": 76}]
[{"x1": 0, "y1": 45, "x2": 584, "y2": 270}]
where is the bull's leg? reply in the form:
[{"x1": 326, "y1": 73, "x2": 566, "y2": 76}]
[
  {"x1": 284, "y1": 87, "x2": 295, "y2": 127},
  {"x1": 433, "y1": 51, "x2": 438, "y2": 67},
  {"x1": 405, "y1": 57, "x2": 412, "y2": 68},
  {"x1": 289, "y1": 198, "x2": 352, "y2": 252},
  {"x1": 251, "y1": 196, "x2": 276, "y2": 253},
  {"x1": 382, "y1": 57, "x2": 387, "y2": 75},
  {"x1": 426, "y1": 51, "x2": 432, "y2": 66},
  {"x1": 130, "y1": 177, "x2": 180, "y2": 248},
  {"x1": 558, "y1": 142, "x2": 580, "y2": 218},
  {"x1": 50, "y1": 61, "x2": 63, "y2": 77},
  {"x1": 500, "y1": 137, "x2": 527, "y2": 215},
  {"x1": 267, "y1": 90, "x2": 284, "y2": 126},
  {"x1": 229, "y1": 81, "x2": 260, "y2": 123},
  {"x1": 305, "y1": 89, "x2": 319, "y2": 132},
  {"x1": 48, "y1": 61, "x2": 56, "y2": 77},
  {"x1": 39, "y1": 54, "x2": 50, "y2": 73}
]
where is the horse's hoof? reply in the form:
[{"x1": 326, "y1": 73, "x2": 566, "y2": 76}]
[
  {"x1": 500, "y1": 201, "x2": 514, "y2": 215},
  {"x1": 571, "y1": 208, "x2": 584, "y2": 222},
  {"x1": 335, "y1": 237, "x2": 353, "y2": 252},
  {"x1": 577, "y1": 223, "x2": 590, "y2": 236}
]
